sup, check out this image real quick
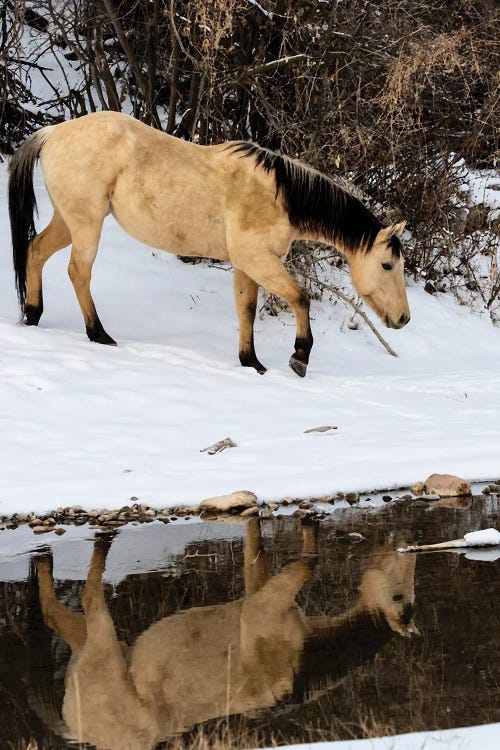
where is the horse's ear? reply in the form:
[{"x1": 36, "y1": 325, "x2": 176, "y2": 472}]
[
  {"x1": 392, "y1": 220, "x2": 406, "y2": 237},
  {"x1": 378, "y1": 221, "x2": 406, "y2": 242}
]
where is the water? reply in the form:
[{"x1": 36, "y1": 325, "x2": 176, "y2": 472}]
[{"x1": 0, "y1": 496, "x2": 498, "y2": 749}]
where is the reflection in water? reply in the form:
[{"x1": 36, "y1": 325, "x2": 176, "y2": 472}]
[
  {"x1": 0, "y1": 498, "x2": 498, "y2": 749},
  {"x1": 35, "y1": 520, "x2": 416, "y2": 749}
]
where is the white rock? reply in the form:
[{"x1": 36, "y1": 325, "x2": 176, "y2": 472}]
[{"x1": 199, "y1": 491, "x2": 257, "y2": 513}]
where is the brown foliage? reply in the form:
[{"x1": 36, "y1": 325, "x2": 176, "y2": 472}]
[{"x1": 2, "y1": 0, "x2": 499, "y2": 312}]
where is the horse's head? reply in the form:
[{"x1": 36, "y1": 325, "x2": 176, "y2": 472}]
[
  {"x1": 348, "y1": 221, "x2": 410, "y2": 329},
  {"x1": 359, "y1": 546, "x2": 419, "y2": 637}
]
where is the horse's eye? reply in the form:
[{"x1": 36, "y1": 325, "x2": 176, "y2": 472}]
[{"x1": 382, "y1": 262, "x2": 393, "y2": 271}]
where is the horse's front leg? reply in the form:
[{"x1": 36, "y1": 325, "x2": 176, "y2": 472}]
[
  {"x1": 233, "y1": 269, "x2": 266, "y2": 374},
  {"x1": 233, "y1": 253, "x2": 313, "y2": 377}
]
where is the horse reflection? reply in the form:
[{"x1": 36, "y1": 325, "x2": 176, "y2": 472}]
[{"x1": 36, "y1": 521, "x2": 417, "y2": 749}]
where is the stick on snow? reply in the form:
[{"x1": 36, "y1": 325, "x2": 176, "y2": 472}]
[{"x1": 398, "y1": 528, "x2": 500, "y2": 554}]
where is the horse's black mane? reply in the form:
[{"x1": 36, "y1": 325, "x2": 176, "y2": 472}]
[{"x1": 230, "y1": 141, "x2": 401, "y2": 258}]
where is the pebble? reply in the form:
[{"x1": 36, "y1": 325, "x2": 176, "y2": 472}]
[
  {"x1": 382, "y1": 495, "x2": 392, "y2": 502},
  {"x1": 54, "y1": 528, "x2": 66, "y2": 536}
]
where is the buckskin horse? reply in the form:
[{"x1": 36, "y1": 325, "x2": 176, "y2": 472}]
[{"x1": 8, "y1": 112, "x2": 410, "y2": 376}]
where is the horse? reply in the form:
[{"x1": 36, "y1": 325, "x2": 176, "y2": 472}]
[
  {"x1": 35, "y1": 520, "x2": 418, "y2": 749},
  {"x1": 8, "y1": 111, "x2": 410, "y2": 377}
]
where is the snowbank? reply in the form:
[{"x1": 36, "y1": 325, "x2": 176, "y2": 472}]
[
  {"x1": 1, "y1": 166, "x2": 499, "y2": 516},
  {"x1": 267, "y1": 722, "x2": 500, "y2": 750}
]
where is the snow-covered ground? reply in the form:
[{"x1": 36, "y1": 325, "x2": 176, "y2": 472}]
[
  {"x1": 0, "y1": 165, "x2": 499, "y2": 516},
  {"x1": 269, "y1": 722, "x2": 500, "y2": 750}
]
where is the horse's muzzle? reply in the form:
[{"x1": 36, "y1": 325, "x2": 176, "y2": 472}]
[{"x1": 384, "y1": 313, "x2": 410, "y2": 329}]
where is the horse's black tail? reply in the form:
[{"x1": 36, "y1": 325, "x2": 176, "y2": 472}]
[{"x1": 8, "y1": 128, "x2": 51, "y2": 309}]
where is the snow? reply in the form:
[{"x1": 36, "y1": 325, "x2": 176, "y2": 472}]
[
  {"x1": 267, "y1": 722, "x2": 500, "y2": 750},
  {"x1": 463, "y1": 528, "x2": 500, "y2": 546},
  {"x1": 1, "y1": 164, "x2": 500, "y2": 517}
]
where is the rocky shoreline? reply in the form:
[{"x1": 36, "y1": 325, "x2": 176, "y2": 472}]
[{"x1": 1, "y1": 479, "x2": 499, "y2": 535}]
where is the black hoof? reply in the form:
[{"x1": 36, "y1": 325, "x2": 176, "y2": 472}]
[
  {"x1": 86, "y1": 319, "x2": 117, "y2": 346},
  {"x1": 24, "y1": 304, "x2": 43, "y2": 326},
  {"x1": 239, "y1": 353, "x2": 267, "y2": 374},
  {"x1": 289, "y1": 355, "x2": 307, "y2": 378}
]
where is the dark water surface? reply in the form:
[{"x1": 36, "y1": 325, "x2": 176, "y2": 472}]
[{"x1": 0, "y1": 496, "x2": 498, "y2": 749}]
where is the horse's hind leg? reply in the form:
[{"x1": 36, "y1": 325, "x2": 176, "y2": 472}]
[
  {"x1": 233, "y1": 269, "x2": 266, "y2": 374},
  {"x1": 68, "y1": 223, "x2": 116, "y2": 345},
  {"x1": 25, "y1": 210, "x2": 71, "y2": 325}
]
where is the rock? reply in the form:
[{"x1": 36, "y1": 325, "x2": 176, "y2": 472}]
[
  {"x1": 424, "y1": 474, "x2": 471, "y2": 498},
  {"x1": 299, "y1": 500, "x2": 312, "y2": 509},
  {"x1": 54, "y1": 528, "x2": 66, "y2": 536},
  {"x1": 411, "y1": 500, "x2": 429, "y2": 508},
  {"x1": 260, "y1": 509, "x2": 273, "y2": 519},
  {"x1": 347, "y1": 532, "x2": 366, "y2": 543},
  {"x1": 382, "y1": 495, "x2": 392, "y2": 502},
  {"x1": 173, "y1": 506, "x2": 191, "y2": 516},
  {"x1": 411, "y1": 481, "x2": 425, "y2": 495},
  {"x1": 240, "y1": 506, "x2": 259, "y2": 517},
  {"x1": 32, "y1": 525, "x2": 53, "y2": 534},
  {"x1": 345, "y1": 492, "x2": 359, "y2": 504},
  {"x1": 29, "y1": 518, "x2": 43, "y2": 527},
  {"x1": 199, "y1": 490, "x2": 257, "y2": 513}
]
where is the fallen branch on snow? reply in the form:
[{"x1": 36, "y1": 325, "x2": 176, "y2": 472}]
[
  {"x1": 200, "y1": 437, "x2": 237, "y2": 455},
  {"x1": 314, "y1": 280, "x2": 398, "y2": 358},
  {"x1": 398, "y1": 528, "x2": 500, "y2": 553}
]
